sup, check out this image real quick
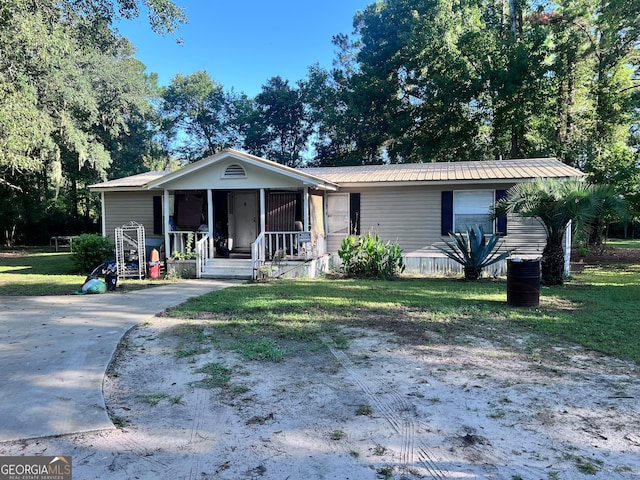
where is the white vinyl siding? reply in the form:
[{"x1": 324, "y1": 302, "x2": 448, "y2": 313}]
[
  {"x1": 103, "y1": 191, "x2": 160, "y2": 242},
  {"x1": 502, "y1": 215, "x2": 547, "y2": 256},
  {"x1": 326, "y1": 184, "x2": 548, "y2": 261}
]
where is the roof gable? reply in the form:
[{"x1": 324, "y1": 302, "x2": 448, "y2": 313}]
[{"x1": 146, "y1": 149, "x2": 338, "y2": 190}]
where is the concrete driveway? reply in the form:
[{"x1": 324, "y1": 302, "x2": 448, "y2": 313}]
[{"x1": 0, "y1": 280, "x2": 241, "y2": 442}]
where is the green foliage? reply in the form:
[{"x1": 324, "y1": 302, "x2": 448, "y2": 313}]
[
  {"x1": 338, "y1": 232, "x2": 405, "y2": 280},
  {"x1": 233, "y1": 337, "x2": 286, "y2": 362},
  {"x1": 436, "y1": 225, "x2": 513, "y2": 281},
  {"x1": 169, "y1": 268, "x2": 640, "y2": 369},
  {"x1": 171, "y1": 232, "x2": 198, "y2": 260},
  {"x1": 300, "y1": 0, "x2": 640, "y2": 187},
  {"x1": 192, "y1": 362, "x2": 232, "y2": 389},
  {"x1": 0, "y1": 0, "x2": 184, "y2": 244},
  {"x1": 71, "y1": 234, "x2": 114, "y2": 273},
  {"x1": 161, "y1": 70, "x2": 246, "y2": 161},
  {"x1": 494, "y1": 179, "x2": 627, "y2": 284},
  {"x1": 0, "y1": 249, "x2": 172, "y2": 295},
  {"x1": 243, "y1": 76, "x2": 313, "y2": 167}
]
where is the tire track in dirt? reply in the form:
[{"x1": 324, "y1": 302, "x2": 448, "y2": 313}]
[
  {"x1": 321, "y1": 334, "x2": 449, "y2": 479},
  {"x1": 162, "y1": 387, "x2": 224, "y2": 480}
]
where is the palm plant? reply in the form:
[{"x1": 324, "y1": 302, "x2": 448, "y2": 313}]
[
  {"x1": 493, "y1": 179, "x2": 627, "y2": 285},
  {"x1": 436, "y1": 224, "x2": 514, "y2": 281}
]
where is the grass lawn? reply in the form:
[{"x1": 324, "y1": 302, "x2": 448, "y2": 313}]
[
  {"x1": 0, "y1": 249, "x2": 170, "y2": 295},
  {"x1": 0, "y1": 251, "x2": 86, "y2": 295},
  {"x1": 2, "y1": 245, "x2": 638, "y2": 364},
  {"x1": 168, "y1": 265, "x2": 640, "y2": 365}
]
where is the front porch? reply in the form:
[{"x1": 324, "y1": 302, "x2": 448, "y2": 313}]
[
  {"x1": 134, "y1": 150, "x2": 336, "y2": 280},
  {"x1": 165, "y1": 191, "x2": 327, "y2": 280}
]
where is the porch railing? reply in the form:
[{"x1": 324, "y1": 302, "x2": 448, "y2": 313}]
[
  {"x1": 195, "y1": 232, "x2": 214, "y2": 278},
  {"x1": 169, "y1": 231, "x2": 209, "y2": 257},
  {"x1": 251, "y1": 231, "x2": 327, "y2": 279},
  {"x1": 265, "y1": 231, "x2": 312, "y2": 260},
  {"x1": 251, "y1": 232, "x2": 265, "y2": 278}
]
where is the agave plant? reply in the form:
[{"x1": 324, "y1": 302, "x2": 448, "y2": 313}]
[{"x1": 436, "y1": 224, "x2": 513, "y2": 280}]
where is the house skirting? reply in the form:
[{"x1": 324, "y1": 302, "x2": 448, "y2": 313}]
[
  {"x1": 263, "y1": 255, "x2": 331, "y2": 279},
  {"x1": 403, "y1": 256, "x2": 508, "y2": 277}
]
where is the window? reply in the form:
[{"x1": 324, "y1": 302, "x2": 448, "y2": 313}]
[
  {"x1": 442, "y1": 189, "x2": 507, "y2": 236},
  {"x1": 327, "y1": 193, "x2": 349, "y2": 235},
  {"x1": 453, "y1": 190, "x2": 495, "y2": 233}
]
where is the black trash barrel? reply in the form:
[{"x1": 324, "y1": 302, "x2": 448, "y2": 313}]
[
  {"x1": 105, "y1": 273, "x2": 118, "y2": 292},
  {"x1": 507, "y1": 258, "x2": 541, "y2": 307}
]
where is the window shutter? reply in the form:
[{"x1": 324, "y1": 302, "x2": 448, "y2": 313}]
[
  {"x1": 495, "y1": 189, "x2": 507, "y2": 235},
  {"x1": 153, "y1": 196, "x2": 162, "y2": 235},
  {"x1": 350, "y1": 193, "x2": 361, "y2": 235},
  {"x1": 441, "y1": 191, "x2": 453, "y2": 235}
]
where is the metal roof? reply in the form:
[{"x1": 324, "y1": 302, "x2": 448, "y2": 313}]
[
  {"x1": 301, "y1": 158, "x2": 583, "y2": 185},
  {"x1": 90, "y1": 171, "x2": 170, "y2": 190},
  {"x1": 91, "y1": 157, "x2": 584, "y2": 192}
]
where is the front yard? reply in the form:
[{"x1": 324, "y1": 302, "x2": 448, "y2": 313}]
[{"x1": 0, "y1": 242, "x2": 639, "y2": 478}]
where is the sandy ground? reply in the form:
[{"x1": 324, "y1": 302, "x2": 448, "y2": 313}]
[{"x1": 1, "y1": 313, "x2": 638, "y2": 480}]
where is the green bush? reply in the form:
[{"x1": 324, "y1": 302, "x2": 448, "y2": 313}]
[
  {"x1": 71, "y1": 234, "x2": 114, "y2": 273},
  {"x1": 338, "y1": 232, "x2": 405, "y2": 279}
]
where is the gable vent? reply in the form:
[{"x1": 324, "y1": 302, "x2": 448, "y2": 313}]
[{"x1": 222, "y1": 164, "x2": 247, "y2": 179}]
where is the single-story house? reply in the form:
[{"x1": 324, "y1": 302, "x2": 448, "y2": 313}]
[{"x1": 89, "y1": 148, "x2": 584, "y2": 279}]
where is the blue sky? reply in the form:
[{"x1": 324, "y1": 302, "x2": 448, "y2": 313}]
[{"x1": 116, "y1": 1, "x2": 371, "y2": 97}]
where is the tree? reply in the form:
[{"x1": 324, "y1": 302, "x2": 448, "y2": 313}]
[
  {"x1": 161, "y1": 71, "x2": 247, "y2": 161},
  {"x1": 244, "y1": 77, "x2": 313, "y2": 167},
  {"x1": 308, "y1": 0, "x2": 558, "y2": 164},
  {"x1": 311, "y1": 0, "x2": 638, "y2": 175},
  {"x1": 494, "y1": 179, "x2": 627, "y2": 285},
  {"x1": 0, "y1": 0, "x2": 185, "y2": 243},
  {"x1": 299, "y1": 63, "x2": 364, "y2": 166}
]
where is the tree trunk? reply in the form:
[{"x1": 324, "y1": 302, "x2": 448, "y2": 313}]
[{"x1": 541, "y1": 240, "x2": 565, "y2": 285}]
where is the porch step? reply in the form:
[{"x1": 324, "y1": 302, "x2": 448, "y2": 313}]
[{"x1": 201, "y1": 258, "x2": 253, "y2": 279}]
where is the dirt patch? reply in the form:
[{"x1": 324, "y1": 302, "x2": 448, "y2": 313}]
[
  {"x1": 571, "y1": 244, "x2": 640, "y2": 274},
  {"x1": 1, "y1": 315, "x2": 638, "y2": 479}
]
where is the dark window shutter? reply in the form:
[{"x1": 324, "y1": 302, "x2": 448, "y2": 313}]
[
  {"x1": 350, "y1": 193, "x2": 361, "y2": 235},
  {"x1": 495, "y1": 189, "x2": 507, "y2": 235},
  {"x1": 441, "y1": 191, "x2": 453, "y2": 235},
  {"x1": 153, "y1": 196, "x2": 163, "y2": 235}
]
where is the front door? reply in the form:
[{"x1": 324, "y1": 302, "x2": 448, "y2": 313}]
[{"x1": 229, "y1": 192, "x2": 257, "y2": 251}]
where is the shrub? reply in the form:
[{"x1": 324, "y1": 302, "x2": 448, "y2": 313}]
[
  {"x1": 72, "y1": 234, "x2": 114, "y2": 273},
  {"x1": 435, "y1": 224, "x2": 513, "y2": 280},
  {"x1": 338, "y1": 232, "x2": 405, "y2": 279}
]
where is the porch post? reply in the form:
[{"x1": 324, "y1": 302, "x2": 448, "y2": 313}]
[
  {"x1": 163, "y1": 189, "x2": 170, "y2": 258},
  {"x1": 259, "y1": 188, "x2": 266, "y2": 233},
  {"x1": 303, "y1": 186, "x2": 309, "y2": 231},
  {"x1": 207, "y1": 189, "x2": 214, "y2": 257},
  {"x1": 100, "y1": 192, "x2": 106, "y2": 237}
]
